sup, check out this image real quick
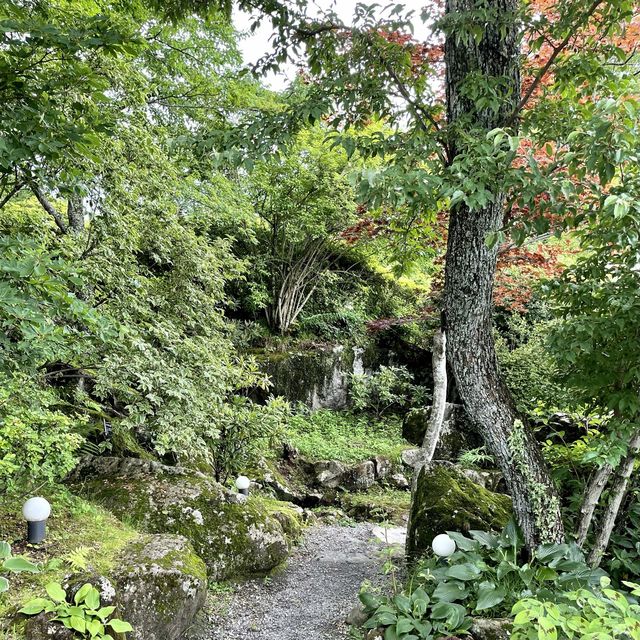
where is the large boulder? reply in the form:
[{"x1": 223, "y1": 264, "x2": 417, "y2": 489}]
[
  {"x1": 67, "y1": 457, "x2": 304, "y2": 580},
  {"x1": 350, "y1": 461, "x2": 376, "y2": 491},
  {"x1": 406, "y1": 462, "x2": 512, "y2": 559},
  {"x1": 313, "y1": 460, "x2": 348, "y2": 489},
  {"x1": 111, "y1": 534, "x2": 206, "y2": 640},
  {"x1": 402, "y1": 403, "x2": 481, "y2": 460},
  {"x1": 25, "y1": 534, "x2": 206, "y2": 640}
]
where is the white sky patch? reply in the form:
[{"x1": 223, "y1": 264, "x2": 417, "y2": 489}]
[{"x1": 234, "y1": 0, "x2": 431, "y2": 92}]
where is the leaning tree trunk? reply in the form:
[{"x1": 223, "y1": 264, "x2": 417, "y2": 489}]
[
  {"x1": 587, "y1": 429, "x2": 640, "y2": 567},
  {"x1": 442, "y1": 0, "x2": 565, "y2": 548}
]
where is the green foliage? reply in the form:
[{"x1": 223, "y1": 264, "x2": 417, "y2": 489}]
[
  {"x1": 0, "y1": 373, "x2": 83, "y2": 494},
  {"x1": 0, "y1": 542, "x2": 39, "y2": 595},
  {"x1": 208, "y1": 396, "x2": 289, "y2": 482},
  {"x1": 545, "y1": 174, "x2": 640, "y2": 460},
  {"x1": 511, "y1": 577, "x2": 640, "y2": 640},
  {"x1": 19, "y1": 582, "x2": 132, "y2": 639},
  {"x1": 360, "y1": 523, "x2": 605, "y2": 639},
  {"x1": 608, "y1": 494, "x2": 640, "y2": 585},
  {"x1": 457, "y1": 446, "x2": 494, "y2": 469},
  {"x1": 284, "y1": 409, "x2": 408, "y2": 463},
  {"x1": 350, "y1": 366, "x2": 427, "y2": 418},
  {"x1": 495, "y1": 316, "x2": 571, "y2": 417}
]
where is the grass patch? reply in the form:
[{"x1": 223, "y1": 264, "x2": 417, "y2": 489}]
[
  {"x1": 0, "y1": 486, "x2": 139, "y2": 623},
  {"x1": 284, "y1": 410, "x2": 410, "y2": 463},
  {"x1": 340, "y1": 487, "x2": 411, "y2": 525}
]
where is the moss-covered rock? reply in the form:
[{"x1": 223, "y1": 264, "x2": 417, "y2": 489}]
[
  {"x1": 25, "y1": 535, "x2": 207, "y2": 640},
  {"x1": 407, "y1": 462, "x2": 512, "y2": 559},
  {"x1": 112, "y1": 534, "x2": 206, "y2": 640},
  {"x1": 67, "y1": 457, "x2": 304, "y2": 580}
]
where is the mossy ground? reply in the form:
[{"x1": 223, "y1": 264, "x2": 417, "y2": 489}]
[
  {"x1": 284, "y1": 410, "x2": 410, "y2": 463},
  {"x1": 340, "y1": 487, "x2": 411, "y2": 525},
  {"x1": 0, "y1": 486, "x2": 139, "y2": 624}
]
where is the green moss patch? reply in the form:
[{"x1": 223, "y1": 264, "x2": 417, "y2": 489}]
[
  {"x1": 340, "y1": 487, "x2": 411, "y2": 525},
  {"x1": 407, "y1": 463, "x2": 512, "y2": 560}
]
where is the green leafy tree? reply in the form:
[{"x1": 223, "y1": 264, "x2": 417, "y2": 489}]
[
  {"x1": 169, "y1": 0, "x2": 640, "y2": 548},
  {"x1": 547, "y1": 171, "x2": 640, "y2": 565},
  {"x1": 242, "y1": 128, "x2": 357, "y2": 334}
]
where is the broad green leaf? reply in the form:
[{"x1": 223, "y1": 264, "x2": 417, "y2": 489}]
[
  {"x1": 19, "y1": 598, "x2": 51, "y2": 615},
  {"x1": 3, "y1": 556, "x2": 39, "y2": 573},
  {"x1": 45, "y1": 582, "x2": 66, "y2": 603},
  {"x1": 445, "y1": 563, "x2": 482, "y2": 581},
  {"x1": 69, "y1": 615, "x2": 86, "y2": 634},
  {"x1": 74, "y1": 583, "x2": 92, "y2": 604},
  {"x1": 108, "y1": 619, "x2": 133, "y2": 633},
  {"x1": 475, "y1": 583, "x2": 506, "y2": 611},
  {"x1": 85, "y1": 586, "x2": 101, "y2": 610}
]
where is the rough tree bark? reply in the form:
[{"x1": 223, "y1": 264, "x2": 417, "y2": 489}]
[
  {"x1": 588, "y1": 430, "x2": 640, "y2": 567},
  {"x1": 67, "y1": 196, "x2": 84, "y2": 234},
  {"x1": 443, "y1": 0, "x2": 565, "y2": 548},
  {"x1": 576, "y1": 462, "x2": 613, "y2": 547}
]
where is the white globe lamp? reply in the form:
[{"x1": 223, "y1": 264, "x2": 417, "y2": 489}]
[
  {"x1": 22, "y1": 497, "x2": 51, "y2": 544},
  {"x1": 235, "y1": 475, "x2": 250, "y2": 496},
  {"x1": 432, "y1": 533, "x2": 456, "y2": 558}
]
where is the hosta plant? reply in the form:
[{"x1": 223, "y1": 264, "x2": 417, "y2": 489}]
[
  {"x1": 359, "y1": 522, "x2": 605, "y2": 640},
  {"x1": 19, "y1": 582, "x2": 132, "y2": 639},
  {"x1": 0, "y1": 541, "x2": 39, "y2": 594}
]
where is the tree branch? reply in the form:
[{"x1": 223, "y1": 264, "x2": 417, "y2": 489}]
[
  {"x1": 30, "y1": 184, "x2": 67, "y2": 233},
  {"x1": 507, "y1": 0, "x2": 605, "y2": 125}
]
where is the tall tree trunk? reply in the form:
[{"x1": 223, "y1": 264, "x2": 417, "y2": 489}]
[{"x1": 443, "y1": 0, "x2": 564, "y2": 548}]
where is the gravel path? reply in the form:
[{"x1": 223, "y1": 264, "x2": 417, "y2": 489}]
[{"x1": 204, "y1": 523, "x2": 403, "y2": 640}]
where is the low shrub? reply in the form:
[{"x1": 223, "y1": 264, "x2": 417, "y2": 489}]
[
  {"x1": 511, "y1": 577, "x2": 640, "y2": 640},
  {"x1": 359, "y1": 522, "x2": 606, "y2": 639},
  {"x1": 350, "y1": 365, "x2": 428, "y2": 418}
]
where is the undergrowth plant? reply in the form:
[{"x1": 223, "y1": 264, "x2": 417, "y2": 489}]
[
  {"x1": 359, "y1": 522, "x2": 606, "y2": 640},
  {"x1": 0, "y1": 542, "x2": 39, "y2": 594},
  {"x1": 19, "y1": 582, "x2": 132, "y2": 639},
  {"x1": 511, "y1": 577, "x2": 640, "y2": 640}
]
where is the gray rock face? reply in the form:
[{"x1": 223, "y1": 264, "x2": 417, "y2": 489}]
[
  {"x1": 346, "y1": 604, "x2": 370, "y2": 627},
  {"x1": 350, "y1": 461, "x2": 376, "y2": 490},
  {"x1": 24, "y1": 615, "x2": 75, "y2": 640},
  {"x1": 400, "y1": 448, "x2": 422, "y2": 468},
  {"x1": 471, "y1": 617, "x2": 513, "y2": 640},
  {"x1": 255, "y1": 344, "x2": 375, "y2": 410},
  {"x1": 113, "y1": 534, "x2": 207, "y2": 640},
  {"x1": 387, "y1": 472, "x2": 410, "y2": 489},
  {"x1": 67, "y1": 457, "x2": 304, "y2": 580},
  {"x1": 373, "y1": 456, "x2": 393, "y2": 480},
  {"x1": 313, "y1": 460, "x2": 348, "y2": 488}
]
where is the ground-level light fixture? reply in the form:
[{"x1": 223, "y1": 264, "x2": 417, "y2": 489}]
[
  {"x1": 23, "y1": 497, "x2": 51, "y2": 544},
  {"x1": 235, "y1": 475, "x2": 250, "y2": 496},
  {"x1": 432, "y1": 533, "x2": 456, "y2": 558}
]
